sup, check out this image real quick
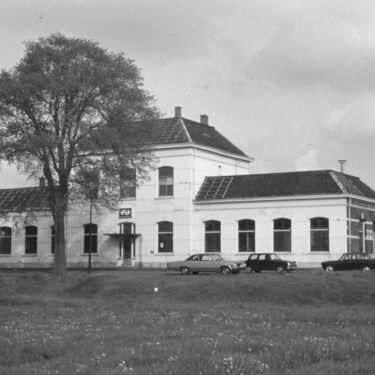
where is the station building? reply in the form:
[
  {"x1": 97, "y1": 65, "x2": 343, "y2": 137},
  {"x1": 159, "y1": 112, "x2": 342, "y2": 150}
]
[{"x1": 1, "y1": 107, "x2": 375, "y2": 269}]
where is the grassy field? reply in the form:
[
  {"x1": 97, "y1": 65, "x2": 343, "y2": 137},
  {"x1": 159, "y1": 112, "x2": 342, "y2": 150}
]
[{"x1": 0, "y1": 269, "x2": 374, "y2": 375}]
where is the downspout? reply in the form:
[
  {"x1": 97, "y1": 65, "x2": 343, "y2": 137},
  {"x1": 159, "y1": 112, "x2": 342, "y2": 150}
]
[
  {"x1": 191, "y1": 147, "x2": 196, "y2": 255},
  {"x1": 348, "y1": 198, "x2": 351, "y2": 252}
]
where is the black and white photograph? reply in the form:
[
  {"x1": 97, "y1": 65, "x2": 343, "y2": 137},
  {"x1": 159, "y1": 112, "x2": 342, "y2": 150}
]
[{"x1": 0, "y1": 1, "x2": 374, "y2": 374}]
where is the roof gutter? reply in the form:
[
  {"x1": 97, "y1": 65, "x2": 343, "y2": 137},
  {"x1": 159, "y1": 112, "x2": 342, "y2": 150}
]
[{"x1": 194, "y1": 193, "x2": 375, "y2": 205}]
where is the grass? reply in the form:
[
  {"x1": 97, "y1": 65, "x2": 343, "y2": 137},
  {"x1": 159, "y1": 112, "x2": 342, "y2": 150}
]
[{"x1": 0, "y1": 269, "x2": 375, "y2": 374}]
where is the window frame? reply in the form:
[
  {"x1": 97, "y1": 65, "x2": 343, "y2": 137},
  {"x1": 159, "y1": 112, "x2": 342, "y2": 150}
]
[
  {"x1": 273, "y1": 218, "x2": 291, "y2": 252},
  {"x1": 0, "y1": 227, "x2": 12, "y2": 255},
  {"x1": 205, "y1": 220, "x2": 221, "y2": 252},
  {"x1": 83, "y1": 223, "x2": 98, "y2": 254},
  {"x1": 158, "y1": 166, "x2": 174, "y2": 197},
  {"x1": 158, "y1": 221, "x2": 173, "y2": 253},
  {"x1": 238, "y1": 219, "x2": 255, "y2": 252},
  {"x1": 310, "y1": 217, "x2": 329, "y2": 252},
  {"x1": 119, "y1": 167, "x2": 136, "y2": 199},
  {"x1": 25, "y1": 225, "x2": 38, "y2": 255}
]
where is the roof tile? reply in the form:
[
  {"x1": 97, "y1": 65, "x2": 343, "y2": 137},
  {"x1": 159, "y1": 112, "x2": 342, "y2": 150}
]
[{"x1": 196, "y1": 170, "x2": 375, "y2": 201}]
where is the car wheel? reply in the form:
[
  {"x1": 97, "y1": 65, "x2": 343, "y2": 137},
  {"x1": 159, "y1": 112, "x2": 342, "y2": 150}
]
[
  {"x1": 246, "y1": 266, "x2": 253, "y2": 273},
  {"x1": 363, "y1": 266, "x2": 370, "y2": 272},
  {"x1": 254, "y1": 270, "x2": 261, "y2": 273},
  {"x1": 221, "y1": 266, "x2": 231, "y2": 275},
  {"x1": 180, "y1": 266, "x2": 191, "y2": 275},
  {"x1": 277, "y1": 266, "x2": 284, "y2": 273},
  {"x1": 326, "y1": 265, "x2": 334, "y2": 272}
]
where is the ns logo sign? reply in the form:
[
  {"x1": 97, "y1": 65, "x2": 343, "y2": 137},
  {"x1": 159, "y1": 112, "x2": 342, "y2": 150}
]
[{"x1": 119, "y1": 208, "x2": 133, "y2": 218}]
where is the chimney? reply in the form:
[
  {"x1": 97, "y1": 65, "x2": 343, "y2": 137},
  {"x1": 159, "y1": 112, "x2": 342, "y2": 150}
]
[
  {"x1": 200, "y1": 114, "x2": 209, "y2": 125},
  {"x1": 338, "y1": 160, "x2": 346, "y2": 173},
  {"x1": 175, "y1": 106, "x2": 182, "y2": 118},
  {"x1": 39, "y1": 177, "x2": 46, "y2": 187}
]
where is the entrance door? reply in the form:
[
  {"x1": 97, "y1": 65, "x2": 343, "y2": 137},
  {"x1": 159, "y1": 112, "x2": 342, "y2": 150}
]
[
  {"x1": 123, "y1": 234, "x2": 133, "y2": 259},
  {"x1": 119, "y1": 222, "x2": 136, "y2": 260}
]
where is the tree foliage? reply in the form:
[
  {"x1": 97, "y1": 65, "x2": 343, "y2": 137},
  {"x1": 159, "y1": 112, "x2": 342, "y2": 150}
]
[{"x1": 0, "y1": 33, "x2": 159, "y2": 276}]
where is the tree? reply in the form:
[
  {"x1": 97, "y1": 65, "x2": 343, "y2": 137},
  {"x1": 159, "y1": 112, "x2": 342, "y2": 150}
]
[{"x1": 0, "y1": 33, "x2": 159, "y2": 277}]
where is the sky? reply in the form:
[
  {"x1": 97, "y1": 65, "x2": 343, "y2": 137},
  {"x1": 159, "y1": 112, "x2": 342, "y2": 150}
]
[{"x1": 1, "y1": 0, "x2": 375, "y2": 188}]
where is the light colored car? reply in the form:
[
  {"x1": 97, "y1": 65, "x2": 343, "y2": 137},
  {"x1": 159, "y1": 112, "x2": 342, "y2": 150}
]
[{"x1": 167, "y1": 253, "x2": 246, "y2": 275}]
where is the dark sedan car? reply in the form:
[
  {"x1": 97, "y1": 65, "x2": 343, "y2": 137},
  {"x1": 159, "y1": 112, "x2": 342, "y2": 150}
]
[
  {"x1": 245, "y1": 253, "x2": 297, "y2": 273},
  {"x1": 321, "y1": 252, "x2": 375, "y2": 272}
]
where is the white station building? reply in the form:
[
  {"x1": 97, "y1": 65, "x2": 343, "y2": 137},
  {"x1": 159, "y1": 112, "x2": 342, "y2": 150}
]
[{"x1": 1, "y1": 107, "x2": 375, "y2": 269}]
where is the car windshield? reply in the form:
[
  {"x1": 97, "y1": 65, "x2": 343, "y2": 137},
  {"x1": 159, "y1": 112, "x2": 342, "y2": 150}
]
[
  {"x1": 269, "y1": 254, "x2": 280, "y2": 260},
  {"x1": 339, "y1": 254, "x2": 349, "y2": 261}
]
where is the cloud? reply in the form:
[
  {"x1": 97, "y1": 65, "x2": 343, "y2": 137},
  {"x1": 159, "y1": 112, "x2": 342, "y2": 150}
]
[
  {"x1": 249, "y1": 1, "x2": 375, "y2": 93},
  {"x1": 294, "y1": 150, "x2": 320, "y2": 171},
  {"x1": 324, "y1": 96, "x2": 375, "y2": 138}
]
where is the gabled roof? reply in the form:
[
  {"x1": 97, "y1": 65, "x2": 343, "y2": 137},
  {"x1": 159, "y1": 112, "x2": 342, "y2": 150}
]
[
  {"x1": 0, "y1": 187, "x2": 51, "y2": 212},
  {"x1": 139, "y1": 117, "x2": 248, "y2": 157},
  {"x1": 195, "y1": 170, "x2": 375, "y2": 201}
]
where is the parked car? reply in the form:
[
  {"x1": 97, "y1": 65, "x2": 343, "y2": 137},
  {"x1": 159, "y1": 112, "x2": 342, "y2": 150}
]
[
  {"x1": 321, "y1": 252, "x2": 375, "y2": 272},
  {"x1": 245, "y1": 253, "x2": 297, "y2": 273},
  {"x1": 167, "y1": 253, "x2": 246, "y2": 275}
]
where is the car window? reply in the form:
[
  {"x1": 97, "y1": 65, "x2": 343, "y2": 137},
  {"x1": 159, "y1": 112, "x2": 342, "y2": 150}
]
[
  {"x1": 248, "y1": 254, "x2": 257, "y2": 260},
  {"x1": 201, "y1": 255, "x2": 210, "y2": 261},
  {"x1": 186, "y1": 255, "x2": 197, "y2": 261},
  {"x1": 340, "y1": 254, "x2": 349, "y2": 261},
  {"x1": 258, "y1": 255, "x2": 266, "y2": 260}
]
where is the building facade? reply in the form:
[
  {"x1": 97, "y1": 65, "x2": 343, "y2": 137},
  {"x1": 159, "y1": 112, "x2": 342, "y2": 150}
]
[{"x1": 1, "y1": 108, "x2": 375, "y2": 268}]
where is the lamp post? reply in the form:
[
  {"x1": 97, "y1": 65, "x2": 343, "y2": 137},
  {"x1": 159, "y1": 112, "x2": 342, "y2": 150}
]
[
  {"x1": 88, "y1": 198, "x2": 93, "y2": 273},
  {"x1": 83, "y1": 167, "x2": 98, "y2": 274}
]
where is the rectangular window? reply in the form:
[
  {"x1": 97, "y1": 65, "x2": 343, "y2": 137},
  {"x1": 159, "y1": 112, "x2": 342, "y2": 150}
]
[
  {"x1": 310, "y1": 217, "x2": 329, "y2": 252},
  {"x1": 25, "y1": 226, "x2": 38, "y2": 254},
  {"x1": 158, "y1": 222, "x2": 173, "y2": 253},
  {"x1": 0, "y1": 227, "x2": 11, "y2": 255},
  {"x1": 159, "y1": 167, "x2": 174, "y2": 196},
  {"x1": 311, "y1": 231, "x2": 329, "y2": 252},
  {"x1": 120, "y1": 168, "x2": 136, "y2": 199},
  {"x1": 238, "y1": 220, "x2": 255, "y2": 252},
  {"x1": 84, "y1": 224, "x2": 98, "y2": 253},
  {"x1": 274, "y1": 232, "x2": 291, "y2": 252},
  {"x1": 274, "y1": 219, "x2": 291, "y2": 252},
  {"x1": 205, "y1": 221, "x2": 221, "y2": 252}
]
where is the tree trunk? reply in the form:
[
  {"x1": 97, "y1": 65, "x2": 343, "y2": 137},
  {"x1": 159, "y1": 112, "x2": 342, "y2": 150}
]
[{"x1": 53, "y1": 195, "x2": 67, "y2": 278}]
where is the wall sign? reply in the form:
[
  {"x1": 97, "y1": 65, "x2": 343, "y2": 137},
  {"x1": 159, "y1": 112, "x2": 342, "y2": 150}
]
[{"x1": 119, "y1": 208, "x2": 132, "y2": 218}]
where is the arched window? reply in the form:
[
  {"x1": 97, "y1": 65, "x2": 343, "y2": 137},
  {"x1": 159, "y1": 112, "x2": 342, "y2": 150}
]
[
  {"x1": 159, "y1": 166, "x2": 174, "y2": 196},
  {"x1": 83, "y1": 223, "x2": 98, "y2": 254},
  {"x1": 310, "y1": 217, "x2": 329, "y2": 252},
  {"x1": 238, "y1": 219, "x2": 255, "y2": 252},
  {"x1": 0, "y1": 227, "x2": 11, "y2": 254},
  {"x1": 158, "y1": 221, "x2": 173, "y2": 253},
  {"x1": 25, "y1": 225, "x2": 38, "y2": 254},
  {"x1": 273, "y1": 218, "x2": 291, "y2": 252},
  {"x1": 205, "y1": 220, "x2": 221, "y2": 252}
]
